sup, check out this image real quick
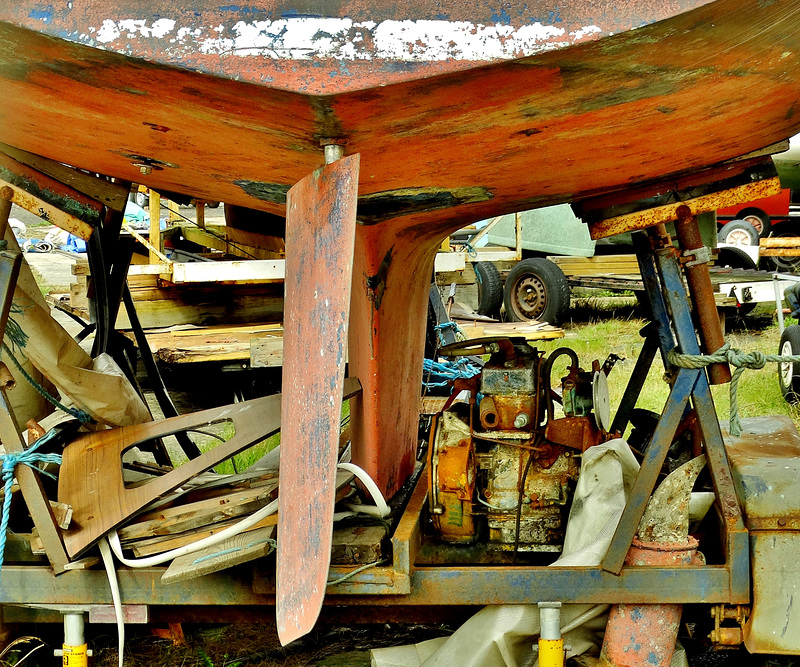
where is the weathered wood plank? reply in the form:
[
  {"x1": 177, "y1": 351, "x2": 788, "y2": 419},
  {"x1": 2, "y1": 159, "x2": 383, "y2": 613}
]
[
  {"x1": 118, "y1": 483, "x2": 278, "y2": 542},
  {"x1": 330, "y1": 525, "x2": 386, "y2": 565},
  {"x1": 161, "y1": 525, "x2": 276, "y2": 584},
  {"x1": 0, "y1": 142, "x2": 129, "y2": 212}
]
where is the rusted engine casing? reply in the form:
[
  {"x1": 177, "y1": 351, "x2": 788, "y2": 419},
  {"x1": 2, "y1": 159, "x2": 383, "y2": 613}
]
[{"x1": 430, "y1": 342, "x2": 586, "y2": 550}]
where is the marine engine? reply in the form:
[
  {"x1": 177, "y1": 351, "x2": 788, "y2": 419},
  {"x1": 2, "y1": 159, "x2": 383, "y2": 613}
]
[{"x1": 427, "y1": 337, "x2": 617, "y2": 551}]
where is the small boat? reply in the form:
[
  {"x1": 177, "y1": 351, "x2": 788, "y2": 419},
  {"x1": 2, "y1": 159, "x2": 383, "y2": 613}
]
[{"x1": 3, "y1": 0, "x2": 800, "y2": 643}]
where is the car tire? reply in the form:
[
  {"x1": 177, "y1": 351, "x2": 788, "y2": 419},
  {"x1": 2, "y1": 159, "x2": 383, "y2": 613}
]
[
  {"x1": 474, "y1": 261, "x2": 503, "y2": 317},
  {"x1": 779, "y1": 324, "x2": 800, "y2": 403},
  {"x1": 717, "y1": 219, "x2": 759, "y2": 246},
  {"x1": 503, "y1": 258, "x2": 570, "y2": 324},
  {"x1": 135, "y1": 191, "x2": 149, "y2": 208},
  {"x1": 736, "y1": 207, "x2": 772, "y2": 238}
]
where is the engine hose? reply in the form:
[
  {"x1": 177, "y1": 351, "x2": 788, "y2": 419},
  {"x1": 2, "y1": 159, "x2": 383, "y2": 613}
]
[{"x1": 542, "y1": 348, "x2": 580, "y2": 421}]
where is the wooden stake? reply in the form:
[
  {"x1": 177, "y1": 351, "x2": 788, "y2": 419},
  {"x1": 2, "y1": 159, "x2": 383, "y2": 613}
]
[{"x1": 148, "y1": 190, "x2": 161, "y2": 265}]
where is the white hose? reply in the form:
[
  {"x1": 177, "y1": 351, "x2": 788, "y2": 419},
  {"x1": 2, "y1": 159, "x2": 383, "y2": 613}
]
[
  {"x1": 106, "y1": 462, "x2": 388, "y2": 568},
  {"x1": 98, "y1": 537, "x2": 124, "y2": 667},
  {"x1": 337, "y1": 462, "x2": 390, "y2": 518},
  {"x1": 108, "y1": 498, "x2": 279, "y2": 567}
]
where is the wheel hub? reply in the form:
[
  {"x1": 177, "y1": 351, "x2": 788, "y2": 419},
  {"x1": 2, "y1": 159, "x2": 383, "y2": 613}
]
[
  {"x1": 514, "y1": 276, "x2": 546, "y2": 319},
  {"x1": 781, "y1": 339, "x2": 794, "y2": 387}
]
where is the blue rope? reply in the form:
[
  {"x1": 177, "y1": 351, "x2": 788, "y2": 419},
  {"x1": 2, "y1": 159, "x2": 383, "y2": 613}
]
[
  {"x1": 1, "y1": 343, "x2": 91, "y2": 424},
  {"x1": 435, "y1": 321, "x2": 463, "y2": 347},
  {"x1": 422, "y1": 357, "x2": 481, "y2": 389},
  {"x1": 462, "y1": 242, "x2": 478, "y2": 258},
  {"x1": 0, "y1": 430, "x2": 63, "y2": 575}
]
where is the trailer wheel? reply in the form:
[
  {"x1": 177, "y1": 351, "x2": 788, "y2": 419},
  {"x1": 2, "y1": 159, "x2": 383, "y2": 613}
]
[
  {"x1": 778, "y1": 325, "x2": 800, "y2": 402},
  {"x1": 503, "y1": 258, "x2": 570, "y2": 324},
  {"x1": 717, "y1": 219, "x2": 759, "y2": 246},
  {"x1": 474, "y1": 261, "x2": 503, "y2": 317},
  {"x1": 737, "y1": 207, "x2": 772, "y2": 237}
]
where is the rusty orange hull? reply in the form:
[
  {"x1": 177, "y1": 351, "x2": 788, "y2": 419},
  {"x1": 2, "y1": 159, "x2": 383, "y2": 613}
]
[{"x1": 3, "y1": 0, "x2": 800, "y2": 504}]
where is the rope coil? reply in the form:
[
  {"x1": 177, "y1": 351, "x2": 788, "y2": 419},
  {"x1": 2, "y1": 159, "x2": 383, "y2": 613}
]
[
  {"x1": 668, "y1": 341, "x2": 800, "y2": 436},
  {"x1": 0, "y1": 430, "x2": 63, "y2": 575}
]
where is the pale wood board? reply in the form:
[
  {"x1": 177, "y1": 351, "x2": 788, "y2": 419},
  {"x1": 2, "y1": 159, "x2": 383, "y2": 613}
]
[
  {"x1": 161, "y1": 525, "x2": 276, "y2": 585},
  {"x1": 118, "y1": 483, "x2": 278, "y2": 542},
  {"x1": 131, "y1": 514, "x2": 278, "y2": 557},
  {"x1": 454, "y1": 319, "x2": 564, "y2": 341}
]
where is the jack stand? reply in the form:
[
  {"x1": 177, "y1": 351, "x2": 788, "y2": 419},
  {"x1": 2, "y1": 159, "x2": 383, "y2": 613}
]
[
  {"x1": 56, "y1": 611, "x2": 91, "y2": 666},
  {"x1": 537, "y1": 602, "x2": 564, "y2": 667}
]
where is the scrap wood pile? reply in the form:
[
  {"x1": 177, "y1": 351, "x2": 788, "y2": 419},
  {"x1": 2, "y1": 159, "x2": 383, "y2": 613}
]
[{"x1": 17, "y1": 416, "x2": 390, "y2": 584}]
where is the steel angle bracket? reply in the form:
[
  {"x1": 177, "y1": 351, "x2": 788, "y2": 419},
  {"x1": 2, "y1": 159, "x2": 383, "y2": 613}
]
[{"x1": 277, "y1": 153, "x2": 360, "y2": 645}]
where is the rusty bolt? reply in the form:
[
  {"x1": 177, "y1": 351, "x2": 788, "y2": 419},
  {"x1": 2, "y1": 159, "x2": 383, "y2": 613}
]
[
  {"x1": 139, "y1": 165, "x2": 152, "y2": 175},
  {"x1": 778, "y1": 518, "x2": 787, "y2": 526},
  {"x1": 0, "y1": 186, "x2": 13, "y2": 201}
]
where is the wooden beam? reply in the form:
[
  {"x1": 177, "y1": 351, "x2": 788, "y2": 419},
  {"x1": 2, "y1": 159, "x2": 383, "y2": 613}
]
[
  {"x1": 0, "y1": 142, "x2": 129, "y2": 212},
  {"x1": 0, "y1": 180, "x2": 93, "y2": 240},
  {"x1": 149, "y1": 190, "x2": 162, "y2": 264}
]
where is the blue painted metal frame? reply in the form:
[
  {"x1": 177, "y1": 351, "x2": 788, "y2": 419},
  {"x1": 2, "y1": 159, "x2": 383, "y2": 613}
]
[{"x1": 602, "y1": 230, "x2": 749, "y2": 602}]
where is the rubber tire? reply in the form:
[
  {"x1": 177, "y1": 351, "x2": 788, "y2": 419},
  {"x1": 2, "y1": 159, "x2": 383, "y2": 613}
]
[
  {"x1": 765, "y1": 222, "x2": 800, "y2": 272},
  {"x1": 135, "y1": 190, "x2": 149, "y2": 208},
  {"x1": 503, "y1": 258, "x2": 570, "y2": 324},
  {"x1": 474, "y1": 261, "x2": 503, "y2": 317},
  {"x1": 717, "y1": 219, "x2": 759, "y2": 246},
  {"x1": 737, "y1": 207, "x2": 772, "y2": 238},
  {"x1": 779, "y1": 324, "x2": 800, "y2": 403},
  {"x1": 716, "y1": 246, "x2": 758, "y2": 271}
]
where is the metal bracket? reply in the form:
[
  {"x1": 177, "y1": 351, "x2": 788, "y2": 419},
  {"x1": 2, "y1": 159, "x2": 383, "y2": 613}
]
[{"x1": 683, "y1": 245, "x2": 713, "y2": 267}]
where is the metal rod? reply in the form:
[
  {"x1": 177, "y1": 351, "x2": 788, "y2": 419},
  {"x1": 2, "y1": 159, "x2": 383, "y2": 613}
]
[{"x1": 673, "y1": 212, "x2": 730, "y2": 384}]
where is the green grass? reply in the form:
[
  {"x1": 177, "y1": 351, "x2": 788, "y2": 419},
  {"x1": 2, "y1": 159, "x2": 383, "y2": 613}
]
[
  {"x1": 198, "y1": 399, "x2": 352, "y2": 475},
  {"x1": 535, "y1": 316, "x2": 800, "y2": 433}
]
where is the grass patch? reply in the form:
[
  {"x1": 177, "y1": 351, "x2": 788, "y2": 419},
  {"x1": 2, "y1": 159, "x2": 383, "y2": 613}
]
[
  {"x1": 197, "y1": 399, "x2": 352, "y2": 475},
  {"x1": 535, "y1": 317, "x2": 800, "y2": 433}
]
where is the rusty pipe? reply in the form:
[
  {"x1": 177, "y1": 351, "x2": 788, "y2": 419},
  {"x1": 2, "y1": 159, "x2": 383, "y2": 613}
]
[
  {"x1": 0, "y1": 186, "x2": 13, "y2": 241},
  {"x1": 674, "y1": 209, "x2": 731, "y2": 384}
]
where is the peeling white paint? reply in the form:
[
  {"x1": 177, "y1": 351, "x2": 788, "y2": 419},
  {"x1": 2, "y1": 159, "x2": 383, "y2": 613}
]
[
  {"x1": 96, "y1": 17, "x2": 176, "y2": 43},
  {"x1": 91, "y1": 17, "x2": 602, "y2": 61}
]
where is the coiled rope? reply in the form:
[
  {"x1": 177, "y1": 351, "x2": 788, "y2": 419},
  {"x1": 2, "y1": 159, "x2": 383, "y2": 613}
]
[
  {"x1": 0, "y1": 430, "x2": 62, "y2": 575},
  {"x1": 422, "y1": 357, "x2": 481, "y2": 389},
  {"x1": 434, "y1": 321, "x2": 465, "y2": 346},
  {"x1": 668, "y1": 341, "x2": 800, "y2": 436}
]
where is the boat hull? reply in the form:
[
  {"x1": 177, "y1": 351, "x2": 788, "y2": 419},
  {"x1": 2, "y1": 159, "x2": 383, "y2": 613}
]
[{"x1": 2, "y1": 0, "x2": 800, "y2": 500}]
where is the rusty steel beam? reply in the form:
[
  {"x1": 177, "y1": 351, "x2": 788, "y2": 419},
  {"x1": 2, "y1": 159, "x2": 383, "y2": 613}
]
[
  {"x1": 276, "y1": 152, "x2": 359, "y2": 645},
  {"x1": 674, "y1": 211, "x2": 731, "y2": 385},
  {"x1": 588, "y1": 176, "x2": 782, "y2": 240}
]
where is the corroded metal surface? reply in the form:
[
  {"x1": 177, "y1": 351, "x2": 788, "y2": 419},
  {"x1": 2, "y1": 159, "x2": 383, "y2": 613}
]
[
  {"x1": 600, "y1": 537, "x2": 700, "y2": 667},
  {"x1": 277, "y1": 154, "x2": 359, "y2": 645},
  {"x1": 746, "y1": 532, "x2": 800, "y2": 653},
  {"x1": 723, "y1": 415, "x2": 800, "y2": 531},
  {"x1": 674, "y1": 214, "x2": 731, "y2": 385}
]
